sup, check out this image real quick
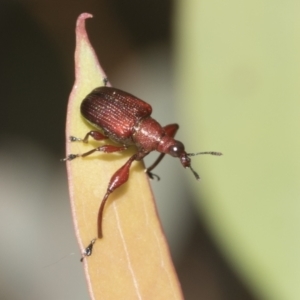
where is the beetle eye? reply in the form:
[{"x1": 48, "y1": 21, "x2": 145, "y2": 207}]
[{"x1": 168, "y1": 141, "x2": 184, "y2": 157}]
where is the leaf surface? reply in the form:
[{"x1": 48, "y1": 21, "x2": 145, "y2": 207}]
[{"x1": 65, "y1": 13, "x2": 183, "y2": 300}]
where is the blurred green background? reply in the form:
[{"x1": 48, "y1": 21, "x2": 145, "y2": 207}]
[
  {"x1": 1, "y1": 1, "x2": 299, "y2": 299},
  {"x1": 176, "y1": 1, "x2": 300, "y2": 300}
]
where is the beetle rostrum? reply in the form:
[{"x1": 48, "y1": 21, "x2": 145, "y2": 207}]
[{"x1": 63, "y1": 85, "x2": 222, "y2": 260}]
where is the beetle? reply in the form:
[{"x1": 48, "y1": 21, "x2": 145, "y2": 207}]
[{"x1": 64, "y1": 84, "x2": 222, "y2": 260}]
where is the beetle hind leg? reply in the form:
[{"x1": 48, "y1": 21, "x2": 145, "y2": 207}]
[{"x1": 97, "y1": 153, "x2": 138, "y2": 238}]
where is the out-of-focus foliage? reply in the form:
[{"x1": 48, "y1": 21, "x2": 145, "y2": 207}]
[{"x1": 175, "y1": 1, "x2": 300, "y2": 300}]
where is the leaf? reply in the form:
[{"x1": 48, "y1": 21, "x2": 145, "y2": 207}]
[{"x1": 65, "y1": 13, "x2": 183, "y2": 300}]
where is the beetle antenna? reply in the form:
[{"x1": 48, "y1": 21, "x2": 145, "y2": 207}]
[
  {"x1": 187, "y1": 151, "x2": 222, "y2": 157},
  {"x1": 187, "y1": 151, "x2": 222, "y2": 180},
  {"x1": 189, "y1": 165, "x2": 200, "y2": 180}
]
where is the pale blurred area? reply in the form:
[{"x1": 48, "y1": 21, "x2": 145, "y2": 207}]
[{"x1": 2, "y1": 1, "x2": 298, "y2": 299}]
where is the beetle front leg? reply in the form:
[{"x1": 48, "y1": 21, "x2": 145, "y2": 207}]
[
  {"x1": 145, "y1": 153, "x2": 164, "y2": 180},
  {"x1": 146, "y1": 123, "x2": 179, "y2": 180},
  {"x1": 97, "y1": 153, "x2": 138, "y2": 238},
  {"x1": 62, "y1": 145, "x2": 128, "y2": 161}
]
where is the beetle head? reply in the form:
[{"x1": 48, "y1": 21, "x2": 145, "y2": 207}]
[
  {"x1": 161, "y1": 138, "x2": 222, "y2": 180},
  {"x1": 166, "y1": 140, "x2": 200, "y2": 180}
]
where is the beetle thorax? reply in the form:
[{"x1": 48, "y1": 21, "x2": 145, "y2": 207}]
[{"x1": 133, "y1": 117, "x2": 165, "y2": 153}]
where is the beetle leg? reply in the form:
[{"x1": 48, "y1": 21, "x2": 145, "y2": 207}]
[
  {"x1": 98, "y1": 153, "x2": 138, "y2": 238},
  {"x1": 80, "y1": 239, "x2": 96, "y2": 262},
  {"x1": 81, "y1": 145, "x2": 128, "y2": 157},
  {"x1": 62, "y1": 145, "x2": 128, "y2": 161},
  {"x1": 145, "y1": 123, "x2": 179, "y2": 179},
  {"x1": 70, "y1": 130, "x2": 108, "y2": 143},
  {"x1": 145, "y1": 153, "x2": 164, "y2": 180},
  {"x1": 103, "y1": 77, "x2": 108, "y2": 86}
]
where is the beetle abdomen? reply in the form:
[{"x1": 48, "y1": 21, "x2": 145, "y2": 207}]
[{"x1": 81, "y1": 86, "x2": 152, "y2": 144}]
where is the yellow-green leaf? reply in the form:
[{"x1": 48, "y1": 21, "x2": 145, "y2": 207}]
[{"x1": 65, "y1": 13, "x2": 183, "y2": 300}]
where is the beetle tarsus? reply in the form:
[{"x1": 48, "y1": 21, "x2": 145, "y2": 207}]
[
  {"x1": 60, "y1": 154, "x2": 79, "y2": 162},
  {"x1": 69, "y1": 136, "x2": 82, "y2": 142},
  {"x1": 103, "y1": 77, "x2": 108, "y2": 86},
  {"x1": 80, "y1": 239, "x2": 96, "y2": 262}
]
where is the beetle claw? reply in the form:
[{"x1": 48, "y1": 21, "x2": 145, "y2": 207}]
[{"x1": 146, "y1": 171, "x2": 160, "y2": 181}]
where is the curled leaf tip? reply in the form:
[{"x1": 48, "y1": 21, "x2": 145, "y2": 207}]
[
  {"x1": 78, "y1": 12, "x2": 93, "y2": 22},
  {"x1": 76, "y1": 13, "x2": 93, "y2": 36}
]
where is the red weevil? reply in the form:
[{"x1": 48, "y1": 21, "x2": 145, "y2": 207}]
[{"x1": 63, "y1": 84, "x2": 222, "y2": 260}]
